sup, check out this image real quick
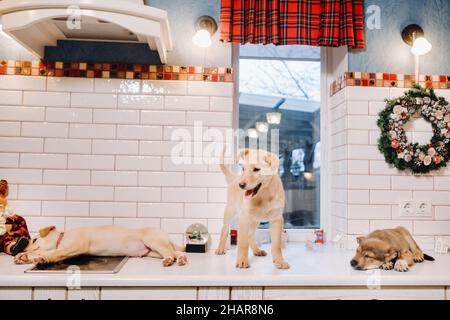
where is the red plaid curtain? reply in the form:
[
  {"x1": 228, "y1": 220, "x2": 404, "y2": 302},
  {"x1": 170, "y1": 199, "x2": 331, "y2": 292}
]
[{"x1": 220, "y1": 0, "x2": 365, "y2": 48}]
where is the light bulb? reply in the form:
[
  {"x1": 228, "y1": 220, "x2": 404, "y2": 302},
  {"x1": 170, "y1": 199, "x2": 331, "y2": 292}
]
[
  {"x1": 256, "y1": 122, "x2": 269, "y2": 133},
  {"x1": 192, "y1": 29, "x2": 212, "y2": 48},
  {"x1": 411, "y1": 37, "x2": 432, "y2": 56},
  {"x1": 266, "y1": 112, "x2": 281, "y2": 124},
  {"x1": 247, "y1": 128, "x2": 258, "y2": 139}
]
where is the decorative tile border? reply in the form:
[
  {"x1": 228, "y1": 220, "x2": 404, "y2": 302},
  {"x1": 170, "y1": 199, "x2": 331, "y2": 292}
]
[
  {"x1": 0, "y1": 60, "x2": 233, "y2": 82},
  {"x1": 330, "y1": 72, "x2": 450, "y2": 96}
]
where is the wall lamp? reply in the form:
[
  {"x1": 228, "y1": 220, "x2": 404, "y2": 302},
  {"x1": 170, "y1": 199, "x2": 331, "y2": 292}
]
[
  {"x1": 192, "y1": 15, "x2": 217, "y2": 48},
  {"x1": 266, "y1": 112, "x2": 282, "y2": 125},
  {"x1": 247, "y1": 128, "x2": 258, "y2": 139},
  {"x1": 256, "y1": 121, "x2": 269, "y2": 133},
  {"x1": 401, "y1": 24, "x2": 432, "y2": 82}
]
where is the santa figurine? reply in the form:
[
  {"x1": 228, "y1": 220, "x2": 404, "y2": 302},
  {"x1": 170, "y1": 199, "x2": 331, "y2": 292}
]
[{"x1": 0, "y1": 180, "x2": 30, "y2": 256}]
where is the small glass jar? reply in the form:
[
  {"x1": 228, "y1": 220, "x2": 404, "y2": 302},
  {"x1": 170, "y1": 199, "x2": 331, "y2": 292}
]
[{"x1": 230, "y1": 229, "x2": 237, "y2": 245}]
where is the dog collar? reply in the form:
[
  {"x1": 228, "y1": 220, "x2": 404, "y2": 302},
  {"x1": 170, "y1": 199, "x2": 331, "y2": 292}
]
[{"x1": 56, "y1": 232, "x2": 64, "y2": 249}]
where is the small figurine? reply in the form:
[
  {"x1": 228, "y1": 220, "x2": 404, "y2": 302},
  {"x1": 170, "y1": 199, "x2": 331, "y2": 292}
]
[
  {"x1": 0, "y1": 180, "x2": 31, "y2": 256},
  {"x1": 185, "y1": 223, "x2": 210, "y2": 253},
  {"x1": 314, "y1": 229, "x2": 324, "y2": 244},
  {"x1": 189, "y1": 229, "x2": 203, "y2": 241}
]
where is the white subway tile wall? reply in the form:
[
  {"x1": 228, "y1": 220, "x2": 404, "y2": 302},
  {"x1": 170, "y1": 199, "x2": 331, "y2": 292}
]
[
  {"x1": 329, "y1": 86, "x2": 450, "y2": 249},
  {"x1": 0, "y1": 75, "x2": 233, "y2": 244}
]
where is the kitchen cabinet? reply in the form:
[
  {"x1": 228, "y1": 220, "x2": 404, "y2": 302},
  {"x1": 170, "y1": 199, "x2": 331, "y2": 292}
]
[
  {"x1": 198, "y1": 287, "x2": 230, "y2": 300},
  {"x1": 263, "y1": 286, "x2": 446, "y2": 300},
  {"x1": 0, "y1": 288, "x2": 32, "y2": 300},
  {"x1": 100, "y1": 287, "x2": 197, "y2": 300},
  {"x1": 67, "y1": 288, "x2": 100, "y2": 300},
  {"x1": 231, "y1": 287, "x2": 263, "y2": 300},
  {"x1": 33, "y1": 287, "x2": 66, "y2": 300},
  {"x1": 0, "y1": 286, "x2": 448, "y2": 300}
]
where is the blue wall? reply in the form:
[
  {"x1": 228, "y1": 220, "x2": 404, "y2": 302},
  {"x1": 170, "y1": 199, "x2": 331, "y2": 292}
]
[
  {"x1": 149, "y1": 0, "x2": 231, "y2": 67},
  {"x1": 349, "y1": 0, "x2": 450, "y2": 74}
]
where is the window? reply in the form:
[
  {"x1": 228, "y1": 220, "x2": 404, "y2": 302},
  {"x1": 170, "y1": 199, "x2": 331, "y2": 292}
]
[{"x1": 238, "y1": 44, "x2": 321, "y2": 229}]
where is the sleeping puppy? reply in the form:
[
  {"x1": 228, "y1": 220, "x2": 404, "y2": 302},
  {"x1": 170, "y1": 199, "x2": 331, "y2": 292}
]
[
  {"x1": 14, "y1": 225, "x2": 187, "y2": 267},
  {"x1": 350, "y1": 226, "x2": 434, "y2": 272},
  {"x1": 216, "y1": 148, "x2": 288, "y2": 269}
]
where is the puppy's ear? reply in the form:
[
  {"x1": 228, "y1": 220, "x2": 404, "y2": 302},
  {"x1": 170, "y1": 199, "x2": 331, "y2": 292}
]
[
  {"x1": 0, "y1": 180, "x2": 9, "y2": 197},
  {"x1": 264, "y1": 152, "x2": 280, "y2": 173},
  {"x1": 356, "y1": 236, "x2": 366, "y2": 245},
  {"x1": 236, "y1": 148, "x2": 249, "y2": 162},
  {"x1": 39, "y1": 226, "x2": 56, "y2": 238}
]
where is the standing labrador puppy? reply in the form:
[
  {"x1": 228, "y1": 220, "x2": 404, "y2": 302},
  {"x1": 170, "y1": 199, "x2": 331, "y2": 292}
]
[{"x1": 216, "y1": 148, "x2": 289, "y2": 269}]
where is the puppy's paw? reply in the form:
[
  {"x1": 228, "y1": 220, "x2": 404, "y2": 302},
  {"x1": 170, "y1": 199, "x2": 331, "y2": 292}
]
[
  {"x1": 236, "y1": 256, "x2": 250, "y2": 268},
  {"x1": 413, "y1": 252, "x2": 424, "y2": 263},
  {"x1": 253, "y1": 249, "x2": 267, "y2": 257},
  {"x1": 14, "y1": 252, "x2": 31, "y2": 264},
  {"x1": 274, "y1": 259, "x2": 290, "y2": 269},
  {"x1": 215, "y1": 247, "x2": 226, "y2": 255},
  {"x1": 381, "y1": 261, "x2": 394, "y2": 270},
  {"x1": 15, "y1": 252, "x2": 47, "y2": 265},
  {"x1": 162, "y1": 256, "x2": 175, "y2": 267},
  {"x1": 394, "y1": 259, "x2": 409, "y2": 272},
  {"x1": 32, "y1": 255, "x2": 48, "y2": 265},
  {"x1": 177, "y1": 255, "x2": 187, "y2": 266}
]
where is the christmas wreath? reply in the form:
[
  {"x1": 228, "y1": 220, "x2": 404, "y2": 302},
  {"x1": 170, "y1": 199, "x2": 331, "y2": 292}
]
[{"x1": 377, "y1": 85, "x2": 450, "y2": 173}]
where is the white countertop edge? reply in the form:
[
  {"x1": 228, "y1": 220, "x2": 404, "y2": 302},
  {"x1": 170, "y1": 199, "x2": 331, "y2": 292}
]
[
  {"x1": 1, "y1": 276, "x2": 450, "y2": 288},
  {"x1": 1, "y1": 245, "x2": 449, "y2": 288}
]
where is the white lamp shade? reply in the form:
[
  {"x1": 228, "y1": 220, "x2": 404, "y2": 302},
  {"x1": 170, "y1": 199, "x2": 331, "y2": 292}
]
[
  {"x1": 247, "y1": 128, "x2": 258, "y2": 138},
  {"x1": 192, "y1": 29, "x2": 212, "y2": 48},
  {"x1": 256, "y1": 122, "x2": 269, "y2": 133},
  {"x1": 266, "y1": 112, "x2": 281, "y2": 124},
  {"x1": 411, "y1": 37, "x2": 432, "y2": 56}
]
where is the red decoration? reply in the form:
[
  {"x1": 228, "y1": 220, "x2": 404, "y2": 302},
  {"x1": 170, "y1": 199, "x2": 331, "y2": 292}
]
[{"x1": 220, "y1": 0, "x2": 365, "y2": 48}]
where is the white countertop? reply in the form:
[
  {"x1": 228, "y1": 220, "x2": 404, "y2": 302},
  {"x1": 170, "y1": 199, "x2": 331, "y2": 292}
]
[{"x1": 1, "y1": 244, "x2": 449, "y2": 287}]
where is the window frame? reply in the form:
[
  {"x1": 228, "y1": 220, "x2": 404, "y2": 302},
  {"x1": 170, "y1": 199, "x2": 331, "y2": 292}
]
[{"x1": 232, "y1": 44, "x2": 329, "y2": 241}]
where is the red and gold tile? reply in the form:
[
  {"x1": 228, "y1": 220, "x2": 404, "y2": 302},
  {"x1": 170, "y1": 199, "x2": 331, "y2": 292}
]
[
  {"x1": 331, "y1": 71, "x2": 450, "y2": 96},
  {"x1": 0, "y1": 60, "x2": 233, "y2": 83}
]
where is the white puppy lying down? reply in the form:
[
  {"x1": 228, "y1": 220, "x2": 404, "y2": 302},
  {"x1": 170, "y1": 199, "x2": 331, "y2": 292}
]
[{"x1": 14, "y1": 225, "x2": 187, "y2": 267}]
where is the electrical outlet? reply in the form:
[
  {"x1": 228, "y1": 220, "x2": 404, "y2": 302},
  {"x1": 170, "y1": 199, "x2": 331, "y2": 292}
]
[
  {"x1": 399, "y1": 200, "x2": 415, "y2": 217},
  {"x1": 415, "y1": 199, "x2": 432, "y2": 217},
  {"x1": 399, "y1": 199, "x2": 432, "y2": 217}
]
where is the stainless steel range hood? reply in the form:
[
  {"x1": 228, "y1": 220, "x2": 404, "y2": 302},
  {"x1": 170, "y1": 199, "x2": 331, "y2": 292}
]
[{"x1": 0, "y1": 0, "x2": 173, "y2": 63}]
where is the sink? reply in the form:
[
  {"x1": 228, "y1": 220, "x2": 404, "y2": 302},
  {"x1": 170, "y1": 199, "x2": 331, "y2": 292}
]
[{"x1": 25, "y1": 256, "x2": 129, "y2": 274}]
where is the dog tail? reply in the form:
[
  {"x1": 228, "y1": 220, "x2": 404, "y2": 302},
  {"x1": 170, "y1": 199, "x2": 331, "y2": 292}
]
[
  {"x1": 423, "y1": 253, "x2": 435, "y2": 261},
  {"x1": 219, "y1": 145, "x2": 235, "y2": 184},
  {"x1": 0, "y1": 180, "x2": 8, "y2": 197}
]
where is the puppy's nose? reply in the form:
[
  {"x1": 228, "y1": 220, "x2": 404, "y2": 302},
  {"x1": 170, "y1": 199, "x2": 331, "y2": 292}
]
[
  {"x1": 350, "y1": 259, "x2": 357, "y2": 267},
  {"x1": 239, "y1": 183, "x2": 246, "y2": 189}
]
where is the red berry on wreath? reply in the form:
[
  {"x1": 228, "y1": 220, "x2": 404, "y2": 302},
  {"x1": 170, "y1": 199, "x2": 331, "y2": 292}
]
[
  {"x1": 433, "y1": 155, "x2": 442, "y2": 164},
  {"x1": 391, "y1": 140, "x2": 400, "y2": 148}
]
